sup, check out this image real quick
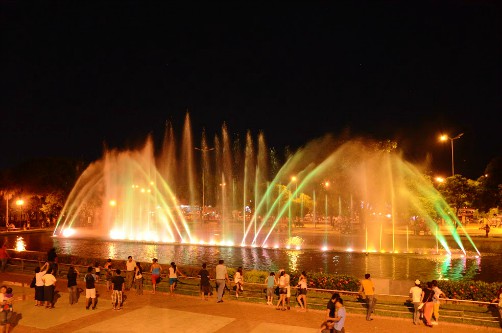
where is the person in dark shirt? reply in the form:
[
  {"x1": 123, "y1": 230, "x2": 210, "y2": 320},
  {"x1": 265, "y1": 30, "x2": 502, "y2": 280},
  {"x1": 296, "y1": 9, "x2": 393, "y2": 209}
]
[
  {"x1": 84, "y1": 266, "x2": 97, "y2": 310},
  {"x1": 111, "y1": 269, "x2": 125, "y2": 310},
  {"x1": 198, "y1": 263, "x2": 211, "y2": 300},
  {"x1": 320, "y1": 293, "x2": 340, "y2": 333},
  {"x1": 47, "y1": 248, "x2": 58, "y2": 276},
  {"x1": 67, "y1": 266, "x2": 79, "y2": 305}
]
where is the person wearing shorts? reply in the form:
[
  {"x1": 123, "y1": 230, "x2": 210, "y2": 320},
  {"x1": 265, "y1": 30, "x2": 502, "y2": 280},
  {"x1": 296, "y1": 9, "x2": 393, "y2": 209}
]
[
  {"x1": 150, "y1": 258, "x2": 162, "y2": 294},
  {"x1": 84, "y1": 266, "x2": 97, "y2": 310}
]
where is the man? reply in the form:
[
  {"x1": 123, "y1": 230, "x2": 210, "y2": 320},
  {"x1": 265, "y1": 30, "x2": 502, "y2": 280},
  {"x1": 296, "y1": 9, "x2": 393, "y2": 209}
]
[
  {"x1": 84, "y1": 266, "x2": 97, "y2": 310},
  {"x1": 0, "y1": 243, "x2": 9, "y2": 272},
  {"x1": 320, "y1": 293, "x2": 340, "y2": 333},
  {"x1": 111, "y1": 269, "x2": 125, "y2": 310},
  {"x1": 215, "y1": 259, "x2": 230, "y2": 303},
  {"x1": 359, "y1": 273, "x2": 376, "y2": 321},
  {"x1": 284, "y1": 269, "x2": 291, "y2": 310},
  {"x1": 431, "y1": 279, "x2": 446, "y2": 325},
  {"x1": 333, "y1": 298, "x2": 346, "y2": 333},
  {"x1": 124, "y1": 256, "x2": 136, "y2": 291},
  {"x1": 409, "y1": 279, "x2": 423, "y2": 325}
]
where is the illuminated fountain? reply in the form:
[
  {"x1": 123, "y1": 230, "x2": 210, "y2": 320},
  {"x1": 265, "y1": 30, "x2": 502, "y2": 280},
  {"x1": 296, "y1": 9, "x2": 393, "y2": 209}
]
[{"x1": 54, "y1": 113, "x2": 480, "y2": 257}]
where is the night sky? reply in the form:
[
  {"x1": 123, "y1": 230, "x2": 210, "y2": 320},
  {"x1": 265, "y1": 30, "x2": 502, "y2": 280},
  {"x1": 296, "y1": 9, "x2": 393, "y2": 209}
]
[{"x1": 1, "y1": 1, "x2": 500, "y2": 179}]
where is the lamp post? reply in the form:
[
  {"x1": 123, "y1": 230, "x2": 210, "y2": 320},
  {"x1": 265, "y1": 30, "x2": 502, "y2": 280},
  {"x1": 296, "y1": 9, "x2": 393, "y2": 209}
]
[
  {"x1": 439, "y1": 133, "x2": 463, "y2": 176},
  {"x1": 195, "y1": 146, "x2": 215, "y2": 219},
  {"x1": 16, "y1": 199, "x2": 24, "y2": 225}
]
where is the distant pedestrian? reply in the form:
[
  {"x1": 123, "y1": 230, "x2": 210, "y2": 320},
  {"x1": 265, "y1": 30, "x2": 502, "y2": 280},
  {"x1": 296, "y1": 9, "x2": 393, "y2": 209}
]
[
  {"x1": 42, "y1": 267, "x2": 57, "y2": 309},
  {"x1": 134, "y1": 262, "x2": 143, "y2": 295},
  {"x1": 168, "y1": 262, "x2": 185, "y2": 296},
  {"x1": 409, "y1": 279, "x2": 422, "y2": 325},
  {"x1": 84, "y1": 266, "x2": 97, "y2": 310},
  {"x1": 124, "y1": 256, "x2": 136, "y2": 291},
  {"x1": 198, "y1": 263, "x2": 211, "y2": 300},
  {"x1": 265, "y1": 272, "x2": 275, "y2": 305},
  {"x1": 111, "y1": 269, "x2": 125, "y2": 310},
  {"x1": 421, "y1": 281, "x2": 435, "y2": 327},
  {"x1": 431, "y1": 279, "x2": 446, "y2": 325},
  {"x1": 94, "y1": 262, "x2": 101, "y2": 282},
  {"x1": 150, "y1": 258, "x2": 162, "y2": 294},
  {"x1": 67, "y1": 266, "x2": 79, "y2": 305},
  {"x1": 215, "y1": 259, "x2": 230, "y2": 303},
  {"x1": 359, "y1": 273, "x2": 376, "y2": 321},
  {"x1": 296, "y1": 271, "x2": 308, "y2": 312},
  {"x1": 234, "y1": 267, "x2": 244, "y2": 298}
]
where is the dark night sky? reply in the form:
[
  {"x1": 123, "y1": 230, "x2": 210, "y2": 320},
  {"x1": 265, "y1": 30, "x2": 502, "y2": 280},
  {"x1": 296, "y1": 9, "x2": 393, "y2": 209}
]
[{"x1": 1, "y1": 1, "x2": 500, "y2": 179}]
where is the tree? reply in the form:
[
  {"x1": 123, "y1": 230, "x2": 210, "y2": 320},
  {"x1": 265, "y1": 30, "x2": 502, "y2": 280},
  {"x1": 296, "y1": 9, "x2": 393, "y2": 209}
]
[{"x1": 436, "y1": 174, "x2": 477, "y2": 210}]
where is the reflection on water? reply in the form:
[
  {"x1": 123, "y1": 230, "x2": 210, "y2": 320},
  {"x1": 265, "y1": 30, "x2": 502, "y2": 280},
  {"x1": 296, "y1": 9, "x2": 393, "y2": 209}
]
[{"x1": 5, "y1": 233, "x2": 502, "y2": 282}]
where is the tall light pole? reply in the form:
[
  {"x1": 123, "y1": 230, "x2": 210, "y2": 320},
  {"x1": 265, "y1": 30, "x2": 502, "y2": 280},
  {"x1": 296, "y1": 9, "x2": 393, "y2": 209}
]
[
  {"x1": 439, "y1": 133, "x2": 464, "y2": 176},
  {"x1": 195, "y1": 147, "x2": 215, "y2": 218},
  {"x1": 16, "y1": 199, "x2": 24, "y2": 225}
]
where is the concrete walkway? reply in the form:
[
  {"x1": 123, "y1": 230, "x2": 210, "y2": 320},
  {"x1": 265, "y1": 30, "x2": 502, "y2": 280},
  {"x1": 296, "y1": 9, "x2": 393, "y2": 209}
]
[{"x1": 1, "y1": 272, "x2": 500, "y2": 333}]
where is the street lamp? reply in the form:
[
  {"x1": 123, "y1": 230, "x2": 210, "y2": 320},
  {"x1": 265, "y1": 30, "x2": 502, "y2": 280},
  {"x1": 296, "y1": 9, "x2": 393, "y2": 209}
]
[
  {"x1": 439, "y1": 133, "x2": 464, "y2": 176},
  {"x1": 16, "y1": 199, "x2": 24, "y2": 224}
]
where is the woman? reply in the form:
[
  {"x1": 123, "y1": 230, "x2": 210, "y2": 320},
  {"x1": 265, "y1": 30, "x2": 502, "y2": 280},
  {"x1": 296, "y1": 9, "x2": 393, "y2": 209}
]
[
  {"x1": 296, "y1": 271, "x2": 308, "y2": 311},
  {"x1": 198, "y1": 263, "x2": 211, "y2": 300},
  {"x1": 421, "y1": 281, "x2": 435, "y2": 327},
  {"x1": 134, "y1": 262, "x2": 144, "y2": 295},
  {"x1": 234, "y1": 267, "x2": 244, "y2": 298},
  {"x1": 275, "y1": 270, "x2": 287, "y2": 311},
  {"x1": 67, "y1": 265, "x2": 79, "y2": 305},
  {"x1": 168, "y1": 261, "x2": 185, "y2": 296},
  {"x1": 104, "y1": 259, "x2": 113, "y2": 291},
  {"x1": 34, "y1": 262, "x2": 49, "y2": 306},
  {"x1": 150, "y1": 258, "x2": 162, "y2": 294},
  {"x1": 41, "y1": 267, "x2": 57, "y2": 309}
]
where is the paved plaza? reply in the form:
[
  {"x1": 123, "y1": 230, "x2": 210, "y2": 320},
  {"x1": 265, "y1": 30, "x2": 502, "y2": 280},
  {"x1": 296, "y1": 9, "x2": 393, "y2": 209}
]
[{"x1": 1, "y1": 272, "x2": 500, "y2": 333}]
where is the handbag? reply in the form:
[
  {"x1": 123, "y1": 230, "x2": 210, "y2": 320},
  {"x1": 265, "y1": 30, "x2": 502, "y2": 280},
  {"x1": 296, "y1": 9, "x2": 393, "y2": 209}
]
[
  {"x1": 30, "y1": 276, "x2": 36, "y2": 288},
  {"x1": 135, "y1": 273, "x2": 143, "y2": 280},
  {"x1": 417, "y1": 302, "x2": 424, "y2": 310}
]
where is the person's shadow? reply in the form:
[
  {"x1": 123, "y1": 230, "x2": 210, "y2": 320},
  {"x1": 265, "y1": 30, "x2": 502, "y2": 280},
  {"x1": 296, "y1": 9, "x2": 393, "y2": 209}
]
[
  {"x1": 486, "y1": 304, "x2": 502, "y2": 328},
  {"x1": 52, "y1": 290, "x2": 62, "y2": 307},
  {"x1": 9, "y1": 312, "x2": 23, "y2": 330}
]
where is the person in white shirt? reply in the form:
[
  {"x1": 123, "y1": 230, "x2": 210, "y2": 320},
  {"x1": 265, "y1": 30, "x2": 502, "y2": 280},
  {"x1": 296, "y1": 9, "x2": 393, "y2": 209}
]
[
  {"x1": 234, "y1": 267, "x2": 243, "y2": 298},
  {"x1": 409, "y1": 279, "x2": 423, "y2": 325},
  {"x1": 215, "y1": 259, "x2": 230, "y2": 303},
  {"x1": 124, "y1": 256, "x2": 136, "y2": 291}
]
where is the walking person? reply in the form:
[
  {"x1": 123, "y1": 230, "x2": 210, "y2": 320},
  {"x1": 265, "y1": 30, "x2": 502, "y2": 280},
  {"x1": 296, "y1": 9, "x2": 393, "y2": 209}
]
[
  {"x1": 34, "y1": 262, "x2": 49, "y2": 306},
  {"x1": 265, "y1": 272, "x2": 275, "y2": 305},
  {"x1": 150, "y1": 258, "x2": 162, "y2": 294},
  {"x1": 296, "y1": 271, "x2": 308, "y2": 312},
  {"x1": 168, "y1": 262, "x2": 186, "y2": 296},
  {"x1": 234, "y1": 266, "x2": 244, "y2": 298},
  {"x1": 198, "y1": 263, "x2": 211, "y2": 301},
  {"x1": 41, "y1": 267, "x2": 57, "y2": 309},
  {"x1": 111, "y1": 269, "x2": 125, "y2": 310},
  {"x1": 275, "y1": 270, "x2": 287, "y2": 311},
  {"x1": 431, "y1": 279, "x2": 446, "y2": 325},
  {"x1": 409, "y1": 279, "x2": 423, "y2": 325},
  {"x1": 67, "y1": 265, "x2": 79, "y2": 305},
  {"x1": 215, "y1": 259, "x2": 230, "y2": 303},
  {"x1": 421, "y1": 281, "x2": 435, "y2": 327},
  {"x1": 84, "y1": 266, "x2": 97, "y2": 310},
  {"x1": 124, "y1": 256, "x2": 136, "y2": 291},
  {"x1": 134, "y1": 262, "x2": 143, "y2": 295},
  {"x1": 359, "y1": 273, "x2": 376, "y2": 321}
]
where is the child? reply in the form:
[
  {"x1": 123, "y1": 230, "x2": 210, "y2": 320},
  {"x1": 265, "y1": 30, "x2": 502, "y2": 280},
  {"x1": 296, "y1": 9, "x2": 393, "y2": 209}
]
[
  {"x1": 265, "y1": 272, "x2": 275, "y2": 305},
  {"x1": 2, "y1": 286, "x2": 13, "y2": 333},
  {"x1": 2, "y1": 287, "x2": 13, "y2": 312}
]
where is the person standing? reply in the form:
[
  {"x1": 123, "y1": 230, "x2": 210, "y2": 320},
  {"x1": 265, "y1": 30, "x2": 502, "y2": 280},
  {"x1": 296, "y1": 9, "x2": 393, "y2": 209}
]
[
  {"x1": 296, "y1": 271, "x2": 308, "y2": 312},
  {"x1": 0, "y1": 285, "x2": 13, "y2": 333},
  {"x1": 359, "y1": 273, "x2": 376, "y2": 321},
  {"x1": 234, "y1": 267, "x2": 244, "y2": 298},
  {"x1": 491, "y1": 286, "x2": 502, "y2": 324},
  {"x1": 409, "y1": 279, "x2": 423, "y2": 325},
  {"x1": 103, "y1": 259, "x2": 113, "y2": 291},
  {"x1": 111, "y1": 269, "x2": 125, "y2": 310},
  {"x1": 431, "y1": 279, "x2": 446, "y2": 325},
  {"x1": 284, "y1": 269, "x2": 291, "y2": 310},
  {"x1": 150, "y1": 258, "x2": 162, "y2": 294},
  {"x1": 215, "y1": 259, "x2": 230, "y2": 303},
  {"x1": 421, "y1": 281, "x2": 435, "y2": 327},
  {"x1": 84, "y1": 266, "x2": 97, "y2": 310},
  {"x1": 265, "y1": 272, "x2": 275, "y2": 305},
  {"x1": 168, "y1": 262, "x2": 185, "y2": 296},
  {"x1": 41, "y1": 267, "x2": 57, "y2": 309},
  {"x1": 275, "y1": 270, "x2": 287, "y2": 311},
  {"x1": 34, "y1": 262, "x2": 49, "y2": 306},
  {"x1": 47, "y1": 248, "x2": 58, "y2": 276},
  {"x1": 134, "y1": 262, "x2": 143, "y2": 295},
  {"x1": 124, "y1": 256, "x2": 136, "y2": 291},
  {"x1": 198, "y1": 263, "x2": 211, "y2": 300},
  {"x1": 67, "y1": 266, "x2": 79, "y2": 305},
  {"x1": 0, "y1": 243, "x2": 9, "y2": 272}
]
